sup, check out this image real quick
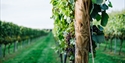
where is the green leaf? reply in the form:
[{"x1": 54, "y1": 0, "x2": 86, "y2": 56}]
[
  {"x1": 90, "y1": 4, "x2": 101, "y2": 19},
  {"x1": 93, "y1": 0, "x2": 106, "y2": 5},
  {"x1": 108, "y1": 1, "x2": 113, "y2": 8},
  {"x1": 95, "y1": 14, "x2": 101, "y2": 21},
  {"x1": 92, "y1": 34, "x2": 105, "y2": 43},
  {"x1": 92, "y1": 0, "x2": 96, "y2": 3},
  {"x1": 100, "y1": 4, "x2": 108, "y2": 10},
  {"x1": 101, "y1": 11, "x2": 109, "y2": 26},
  {"x1": 69, "y1": 0, "x2": 74, "y2": 4},
  {"x1": 91, "y1": 10, "x2": 98, "y2": 18},
  {"x1": 98, "y1": 25, "x2": 103, "y2": 31}
]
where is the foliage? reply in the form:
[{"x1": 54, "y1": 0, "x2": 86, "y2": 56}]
[
  {"x1": 104, "y1": 10, "x2": 125, "y2": 39},
  {"x1": 2, "y1": 33, "x2": 60, "y2": 63},
  {"x1": 89, "y1": 43, "x2": 125, "y2": 63},
  {"x1": 0, "y1": 20, "x2": 48, "y2": 44},
  {"x1": 51, "y1": 0, "x2": 112, "y2": 62},
  {"x1": 51, "y1": 0, "x2": 75, "y2": 61}
]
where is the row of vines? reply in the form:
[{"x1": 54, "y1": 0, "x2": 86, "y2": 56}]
[
  {"x1": 0, "y1": 20, "x2": 48, "y2": 58},
  {"x1": 103, "y1": 10, "x2": 125, "y2": 55},
  {"x1": 104, "y1": 10, "x2": 125, "y2": 40}
]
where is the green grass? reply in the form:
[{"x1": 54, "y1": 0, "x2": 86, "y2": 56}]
[
  {"x1": 2, "y1": 33, "x2": 60, "y2": 63},
  {"x1": 1, "y1": 33, "x2": 125, "y2": 63},
  {"x1": 89, "y1": 43, "x2": 125, "y2": 63},
  {"x1": 89, "y1": 49, "x2": 125, "y2": 63}
]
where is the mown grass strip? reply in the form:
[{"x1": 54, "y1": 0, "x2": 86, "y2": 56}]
[{"x1": 3, "y1": 33, "x2": 60, "y2": 63}]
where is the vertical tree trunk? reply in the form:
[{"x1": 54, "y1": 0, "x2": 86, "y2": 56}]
[
  {"x1": 75, "y1": 0, "x2": 91, "y2": 63},
  {"x1": 119, "y1": 39, "x2": 123, "y2": 55},
  {"x1": 28, "y1": 39, "x2": 30, "y2": 45},
  {"x1": 17, "y1": 41, "x2": 18, "y2": 50},
  {"x1": 23, "y1": 40, "x2": 26, "y2": 46},
  {"x1": 8, "y1": 43, "x2": 11, "y2": 54},
  {"x1": 97, "y1": 44, "x2": 100, "y2": 48},
  {"x1": 63, "y1": 53, "x2": 67, "y2": 63},
  {"x1": 20, "y1": 41, "x2": 22, "y2": 49},
  {"x1": 14, "y1": 41, "x2": 17, "y2": 52},
  {"x1": 110, "y1": 38, "x2": 113, "y2": 52},
  {"x1": 103, "y1": 40, "x2": 108, "y2": 51},
  {"x1": 0, "y1": 44, "x2": 2, "y2": 58},
  {"x1": 114, "y1": 38, "x2": 117, "y2": 53},
  {"x1": 3, "y1": 44, "x2": 7, "y2": 57},
  {"x1": 60, "y1": 53, "x2": 63, "y2": 63}
]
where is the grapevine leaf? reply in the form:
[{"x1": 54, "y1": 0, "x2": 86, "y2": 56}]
[
  {"x1": 95, "y1": 14, "x2": 101, "y2": 21},
  {"x1": 93, "y1": 0, "x2": 106, "y2": 5},
  {"x1": 100, "y1": 4, "x2": 108, "y2": 11},
  {"x1": 98, "y1": 25, "x2": 103, "y2": 31},
  {"x1": 92, "y1": 0, "x2": 96, "y2": 3},
  {"x1": 94, "y1": 4, "x2": 101, "y2": 12},
  {"x1": 101, "y1": 11, "x2": 109, "y2": 26},
  {"x1": 91, "y1": 10, "x2": 98, "y2": 18},
  {"x1": 92, "y1": 34, "x2": 105, "y2": 43},
  {"x1": 69, "y1": 0, "x2": 74, "y2": 4},
  {"x1": 108, "y1": 1, "x2": 113, "y2": 8},
  {"x1": 90, "y1": 4, "x2": 101, "y2": 19}
]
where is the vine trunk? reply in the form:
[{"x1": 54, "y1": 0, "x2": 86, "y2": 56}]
[{"x1": 75, "y1": 0, "x2": 91, "y2": 63}]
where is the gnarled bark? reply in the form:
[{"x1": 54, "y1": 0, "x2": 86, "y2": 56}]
[{"x1": 75, "y1": 0, "x2": 91, "y2": 63}]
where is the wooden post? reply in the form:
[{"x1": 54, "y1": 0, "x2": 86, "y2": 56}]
[
  {"x1": 75, "y1": 0, "x2": 91, "y2": 63},
  {"x1": 0, "y1": 44, "x2": 2, "y2": 58}
]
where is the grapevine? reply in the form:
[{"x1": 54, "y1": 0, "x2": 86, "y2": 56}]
[{"x1": 51, "y1": 0, "x2": 112, "y2": 62}]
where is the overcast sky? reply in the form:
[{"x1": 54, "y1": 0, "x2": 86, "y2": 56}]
[{"x1": 0, "y1": 0, "x2": 125, "y2": 29}]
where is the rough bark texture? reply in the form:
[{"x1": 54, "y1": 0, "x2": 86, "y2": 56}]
[{"x1": 75, "y1": 0, "x2": 90, "y2": 63}]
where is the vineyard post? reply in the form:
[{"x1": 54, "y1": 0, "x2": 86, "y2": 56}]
[
  {"x1": 8, "y1": 43, "x2": 11, "y2": 54},
  {"x1": 0, "y1": 44, "x2": 2, "y2": 58},
  {"x1": 14, "y1": 41, "x2": 18, "y2": 52},
  {"x1": 28, "y1": 39, "x2": 30, "y2": 45},
  {"x1": 114, "y1": 38, "x2": 117, "y2": 53},
  {"x1": 3, "y1": 44, "x2": 7, "y2": 57},
  {"x1": 119, "y1": 39, "x2": 123, "y2": 55},
  {"x1": 75, "y1": 0, "x2": 91, "y2": 63}
]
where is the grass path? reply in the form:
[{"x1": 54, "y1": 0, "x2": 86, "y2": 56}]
[
  {"x1": 3, "y1": 33, "x2": 60, "y2": 63},
  {"x1": 2, "y1": 33, "x2": 125, "y2": 63},
  {"x1": 89, "y1": 45, "x2": 125, "y2": 63}
]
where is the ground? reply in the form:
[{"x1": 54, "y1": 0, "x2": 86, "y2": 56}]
[
  {"x1": 1, "y1": 33, "x2": 60, "y2": 63},
  {"x1": 1, "y1": 32, "x2": 125, "y2": 63}
]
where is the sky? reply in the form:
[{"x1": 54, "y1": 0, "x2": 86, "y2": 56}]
[{"x1": 0, "y1": 0, "x2": 125, "y2": 29}]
